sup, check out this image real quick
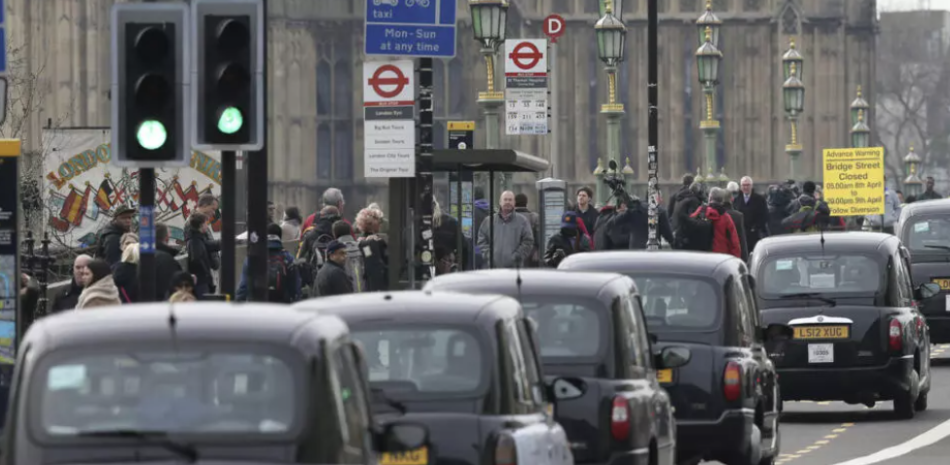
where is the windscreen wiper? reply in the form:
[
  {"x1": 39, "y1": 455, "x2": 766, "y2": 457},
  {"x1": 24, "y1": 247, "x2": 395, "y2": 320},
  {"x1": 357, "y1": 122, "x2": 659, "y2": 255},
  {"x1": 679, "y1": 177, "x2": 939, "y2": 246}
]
[
  {"x1": 371, "y1": 387, "x2": 408, "y2": 414},
  {"x1": 773, "y1": 292, "x2": 837, "y2": 307},
  {"x1": 924, "y1": 244, "x2": 950, "y2": 252},
  {"x1": 77, "y1": 430, "x2": 198, "y2": 462}
]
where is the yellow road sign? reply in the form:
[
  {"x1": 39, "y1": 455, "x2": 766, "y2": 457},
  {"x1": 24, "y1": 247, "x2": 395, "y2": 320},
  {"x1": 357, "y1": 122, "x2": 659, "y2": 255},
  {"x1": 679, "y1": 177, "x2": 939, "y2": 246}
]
[{"x1": 822, "y1": 147, "x2": 885, "y2": 216}]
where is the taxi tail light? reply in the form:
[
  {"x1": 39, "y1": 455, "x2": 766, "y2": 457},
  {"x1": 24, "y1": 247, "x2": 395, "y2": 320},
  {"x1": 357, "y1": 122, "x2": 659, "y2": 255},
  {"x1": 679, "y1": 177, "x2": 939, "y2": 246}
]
[
  {"x1": 610, "y1": 396, "x2": 631, "y2": 441},
  {"x1": 723, "y1": 362, "x2": 742, "y2": 402},
  {"x1": 889, "y1": 319, "x2": 903, "y2": 352},
  {"x1": 494, "y1": 432, "x2": 518, "y2": 465},
  {"x1": 916, "y1": 317, "x2": 924, "y2": 338}
]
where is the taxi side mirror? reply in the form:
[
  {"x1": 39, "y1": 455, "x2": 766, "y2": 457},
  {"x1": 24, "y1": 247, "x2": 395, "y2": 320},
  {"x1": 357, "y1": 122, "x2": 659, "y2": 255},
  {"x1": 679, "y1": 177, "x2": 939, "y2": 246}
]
[
  {"x1": 546, "y1": 377, "x2": 587, "y2": 401},
  {"x1": 917, "y1": 283, "x2": 942, "y2": 300},
  {"x1": 654, "y1": 346, "x2": 691, "y2": 369},
  {"x1": 377, "y1": 422, "x2": 428, "y2": 452}
]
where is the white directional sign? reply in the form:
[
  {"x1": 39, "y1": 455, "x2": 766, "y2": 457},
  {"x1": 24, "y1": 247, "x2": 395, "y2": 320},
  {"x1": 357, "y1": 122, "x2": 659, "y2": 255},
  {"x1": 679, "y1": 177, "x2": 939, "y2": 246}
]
[
  {"x1": 504, "y1": 39, "x2": 548, "y2": 136},
  {"x1": 362, "y1": 60, "x2": 416, "y2": 178}
]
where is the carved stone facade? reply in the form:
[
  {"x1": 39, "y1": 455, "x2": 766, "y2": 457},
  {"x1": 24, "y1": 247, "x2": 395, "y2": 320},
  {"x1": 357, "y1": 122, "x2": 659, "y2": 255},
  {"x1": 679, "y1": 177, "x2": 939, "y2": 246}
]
[{"x1": 4, "y1": 0, "x2": 876, "y2": 212}]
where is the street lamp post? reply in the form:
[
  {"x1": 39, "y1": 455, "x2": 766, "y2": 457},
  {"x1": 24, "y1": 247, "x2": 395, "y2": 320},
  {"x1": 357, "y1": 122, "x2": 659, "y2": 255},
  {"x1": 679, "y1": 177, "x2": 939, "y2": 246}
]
[
  {"x1": 696, "y1": 25, "x2": 722, "y2": 184},
  {"x1": 903, "y1": 144, "x2": 923, "y2": 198},
  {"x1": 850, "y1": 109, "x2": 870, "y2": 148},
  {"x1": 595, "y1": 0, "x2": 627, "y2": 206},
  {"x1": 782, "y1": 38, "x2": 804, "y2": 178},
  {"x1": 469, "y1": 0, "x2": 509, "y2": 190},
  {"x1": 850, "y1": 85, "x2": 869, "y2": 127}
]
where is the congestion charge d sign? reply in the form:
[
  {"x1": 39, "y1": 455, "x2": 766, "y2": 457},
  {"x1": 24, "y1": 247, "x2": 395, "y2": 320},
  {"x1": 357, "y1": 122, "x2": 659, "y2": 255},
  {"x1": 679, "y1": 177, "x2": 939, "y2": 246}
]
[{"x1": 822, "y1": 147, "x2": 885, "y2": 216}]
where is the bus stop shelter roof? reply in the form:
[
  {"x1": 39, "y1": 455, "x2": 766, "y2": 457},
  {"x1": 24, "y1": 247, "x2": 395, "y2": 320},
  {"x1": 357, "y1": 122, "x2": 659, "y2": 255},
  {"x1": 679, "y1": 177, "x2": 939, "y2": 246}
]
[{"x1": 432, "y1": 149, "x2": 549, "y2": 173}]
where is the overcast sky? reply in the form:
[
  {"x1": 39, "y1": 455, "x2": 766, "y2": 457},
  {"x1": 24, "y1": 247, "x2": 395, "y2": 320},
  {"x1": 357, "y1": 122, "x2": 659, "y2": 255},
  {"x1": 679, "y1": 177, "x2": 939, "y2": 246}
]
[{"x1": 880, "y1": 0, "x2": 950, "y2": 11}]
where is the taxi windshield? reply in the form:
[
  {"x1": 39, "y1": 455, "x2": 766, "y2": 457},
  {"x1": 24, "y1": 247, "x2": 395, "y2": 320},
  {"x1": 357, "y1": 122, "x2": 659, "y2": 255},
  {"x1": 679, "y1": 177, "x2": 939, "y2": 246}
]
[
  {"x1": 630, "y1": 276, "x2": 721, "y2": 332},
  {"x1": 904, "y1": 216, "x2": 950, "y2": 254},
  {"x1": 757, "y1": 254, "x2": 881, "y2": 297},
  {"x1": 352, "y1": 327, "x2": 486, "y2": 395},
  {"x1": 521, "y1": 298, "x2": 607, "y2": 361},
  {"x1": 33, "y1": 348, "x2": 300, "y2": 437}
]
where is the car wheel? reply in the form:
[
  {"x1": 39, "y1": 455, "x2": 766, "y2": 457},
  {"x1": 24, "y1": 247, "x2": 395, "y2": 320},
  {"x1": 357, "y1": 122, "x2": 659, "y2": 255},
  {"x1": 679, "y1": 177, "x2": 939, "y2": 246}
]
[
  {"x1": 725, "y1": 424, "x2": 762, "y2": 465},
  {"x1": 915, "y1": 390, "x2": 929, "y2": 411}
]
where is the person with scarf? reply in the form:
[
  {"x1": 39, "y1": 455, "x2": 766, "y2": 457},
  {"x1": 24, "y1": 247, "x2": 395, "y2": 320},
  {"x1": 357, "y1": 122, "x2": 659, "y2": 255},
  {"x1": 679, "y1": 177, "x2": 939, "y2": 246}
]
[
  {"x1": 544, "y1": 212, "x2": 591, "y2": 268},
  {"x1": 76, "y1": 259, "x2": 122, "y2": 309}
]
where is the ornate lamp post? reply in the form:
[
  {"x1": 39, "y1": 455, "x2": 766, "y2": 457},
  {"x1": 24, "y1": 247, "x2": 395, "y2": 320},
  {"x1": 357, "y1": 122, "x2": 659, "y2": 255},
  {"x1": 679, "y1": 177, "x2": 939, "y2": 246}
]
[
  {"x1": 469, "y1": 0, "x2": 508, "y2": 189},
  {"x1": 782, "y1": 38, "x2": 804, "y2": 178},
  {"x1": 903, "y1": 144, "x2": 923, "y2": 199},
  {"x1": 850, "y1": 85, "x2": 870, "y2": 126},
  {"x1": 595, "y1": 0, "x2": 627, "y2": 206},
  {"x1": 850, "y1": 109, "x2": 870, "y2": 148},
  {"x1": 696, "y1": 0, "x2": 721, "y2": 48},
  {"x1": 696, "y1": 26, "x2": 722, "y2": 183}
]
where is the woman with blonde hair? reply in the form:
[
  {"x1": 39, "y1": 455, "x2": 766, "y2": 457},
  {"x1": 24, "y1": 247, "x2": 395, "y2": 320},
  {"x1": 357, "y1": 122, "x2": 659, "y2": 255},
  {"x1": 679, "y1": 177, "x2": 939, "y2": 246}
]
[
  {"x1": 120, "y1": 232, "x2": 139, "y2": 252},
  {"x1": 76, "y1": 259, "x2": 122, "y2": 309},
  {"x1": 169, "y1": 290, "x2": 197, "y2": 303},
  {"x1": 355, "y1": 206, "x2": 388, "y2": 291},
  {"x1": 113, "y1": 243, "x2": 140, "y2": 303}
]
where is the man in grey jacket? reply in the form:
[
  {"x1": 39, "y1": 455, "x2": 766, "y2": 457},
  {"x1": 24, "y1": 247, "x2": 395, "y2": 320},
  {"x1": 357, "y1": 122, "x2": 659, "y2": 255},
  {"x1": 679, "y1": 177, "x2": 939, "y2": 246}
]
[
  {"x1": 863, "y1": 176, "x2": 902, "y2": 234},
  {"x1": 477, "y1": 191, "x2": 535, "y2": 269}
]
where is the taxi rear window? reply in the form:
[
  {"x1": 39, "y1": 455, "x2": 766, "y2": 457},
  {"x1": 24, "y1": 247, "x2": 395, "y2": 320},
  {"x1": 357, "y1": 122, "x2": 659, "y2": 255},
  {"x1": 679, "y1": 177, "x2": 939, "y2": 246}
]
[
  {"x1": 757, "y1": 254, "x2": 881, "y2": 296},
  {"x1": 522, "y1": 298, "x2": 607, "y2": 360},
  {"x1": 632, "y1": 276, "x2": 721, "y2": 332},
  {"x1": 352, "y1": 327, "x2": 486, "y2": 395},
  {"x1": 904, "y1": 217, "x2": 950, "y2": 253},
  {"x1": 32, "y1": 347, "x2": 301, "y2": 438}
]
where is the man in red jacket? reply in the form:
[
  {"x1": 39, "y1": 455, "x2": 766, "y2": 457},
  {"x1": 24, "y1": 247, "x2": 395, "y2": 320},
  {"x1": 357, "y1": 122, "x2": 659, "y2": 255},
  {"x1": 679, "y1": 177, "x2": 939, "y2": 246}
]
[{"x1": 690, "y1": 187, "x2": 742, "y2": 258}]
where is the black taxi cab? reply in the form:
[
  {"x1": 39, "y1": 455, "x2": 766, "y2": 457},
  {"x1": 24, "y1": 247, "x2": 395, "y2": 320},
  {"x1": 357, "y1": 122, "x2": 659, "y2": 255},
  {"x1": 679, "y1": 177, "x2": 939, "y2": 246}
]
[
  {"x1": 897, "y1": 198, "x2": 950, "y2": 343},
  {"x1": 424, "y1": 270, "x2": 688, "y2": 465},
  {"x1": 294, "y1": 291, "x2": 575, "y2": 465},
  {"x1": 0, "y1": 303, "x2": 426, "y2": 465},
  {"x1": 750, "y1": 232, "x2": 940, "y2": 419},
  {"x1": 558, "y1": 252, "x2": 785, "y2": 465}
]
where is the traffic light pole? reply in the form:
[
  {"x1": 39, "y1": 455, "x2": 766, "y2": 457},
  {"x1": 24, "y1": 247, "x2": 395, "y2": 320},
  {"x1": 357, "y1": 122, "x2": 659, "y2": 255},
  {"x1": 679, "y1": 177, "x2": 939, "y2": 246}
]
[
  {"x1": 138, "y1": 168, "x2": 157, "y2": 301},
  {"x1": 417, "y1": 58, "x2": 435, "y2": 283},
  {"x1": 246, "y1": 0, "x2": 269, "y2": 302},
  {"x1": 220, "y1": 150, "x2": 237, "y2": 298}
]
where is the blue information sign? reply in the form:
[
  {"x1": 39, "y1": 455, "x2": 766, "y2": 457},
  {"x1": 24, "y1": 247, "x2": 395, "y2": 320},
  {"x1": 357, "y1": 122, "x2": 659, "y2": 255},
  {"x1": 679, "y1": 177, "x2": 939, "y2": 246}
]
[
  {"x1": 139, "y1": 206, "x2": 155, "y2": 254},
  {"x1": 364, "y1": 0, "x2": 457, "y2": 58}
]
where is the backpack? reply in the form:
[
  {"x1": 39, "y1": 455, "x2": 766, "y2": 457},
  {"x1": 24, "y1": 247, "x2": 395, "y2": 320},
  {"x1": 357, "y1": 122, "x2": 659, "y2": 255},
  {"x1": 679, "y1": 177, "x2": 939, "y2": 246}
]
[
  {"x1": 767, "y1": 184, "x2": 794, "y2": 214},
  {"x1": 342, "y1": 240, "x2": 368, "y2": 293},
  {"x1": 679, "y1": 206, "x2": 715, "y2": 252},
  {"x1": 267, "y1": 252, "x2": 295, "y2": 303},
  {"x1": 311, "y1": 234, "x2": 334, "y2": 269}
]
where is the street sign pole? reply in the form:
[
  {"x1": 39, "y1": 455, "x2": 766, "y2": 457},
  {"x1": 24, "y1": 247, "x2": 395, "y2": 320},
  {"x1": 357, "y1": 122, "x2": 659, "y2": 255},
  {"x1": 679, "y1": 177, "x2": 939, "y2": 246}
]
[
  {"x1": 646, "y1": 0, "x2": 660, "y2": 251},
  {"x1": 220, "y1": 150, "x2": 236, "y2": 298},
  {"x1": 418, "y1": 58, "x2": 435, "y2": 282},
  {"x1": 247, "y1": 0, "x2": 268, "y2": 301},
  {"x1": 543, "y1": 15, "x2": 563, "y2": 179},
  {"x1": 138, "y1": 169, "x2": 156, "y2": 302}
]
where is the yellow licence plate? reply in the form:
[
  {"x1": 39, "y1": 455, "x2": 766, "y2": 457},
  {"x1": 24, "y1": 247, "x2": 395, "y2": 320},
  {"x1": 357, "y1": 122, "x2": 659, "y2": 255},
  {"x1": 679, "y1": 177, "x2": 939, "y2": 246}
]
[
  {"x1": 657, "y1": 369, "x2": 673, "y2": 384},
  {"x1": 793, "y1": 326, "x2": 849, "y2": 340},
  {"x1": 380, "y1": 447, "x2": 429, "y2": 465},
  {"x1": 933, "y1": 278, "x2": 950, "y2": 290}
]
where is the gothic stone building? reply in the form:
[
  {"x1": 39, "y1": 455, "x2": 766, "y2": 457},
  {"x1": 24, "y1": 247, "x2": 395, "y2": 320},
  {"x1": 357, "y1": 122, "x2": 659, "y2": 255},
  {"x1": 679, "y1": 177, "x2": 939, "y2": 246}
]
[{"x1": 5, "y1": 0, "x2": 876, "y2": 212}]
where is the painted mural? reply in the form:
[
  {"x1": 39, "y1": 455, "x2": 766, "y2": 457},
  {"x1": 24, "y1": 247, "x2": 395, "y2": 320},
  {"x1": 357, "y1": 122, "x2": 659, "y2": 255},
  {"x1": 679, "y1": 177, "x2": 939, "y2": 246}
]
[{"x1": 42, "y1": 129, "x2": 223, "y2": 248}]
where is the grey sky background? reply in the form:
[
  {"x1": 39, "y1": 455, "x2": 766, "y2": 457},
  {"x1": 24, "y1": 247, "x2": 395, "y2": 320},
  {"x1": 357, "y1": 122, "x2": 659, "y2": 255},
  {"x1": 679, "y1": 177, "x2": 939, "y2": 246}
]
[{"x1": 880, "y1": 0, "x2": 950, "y2": 11}]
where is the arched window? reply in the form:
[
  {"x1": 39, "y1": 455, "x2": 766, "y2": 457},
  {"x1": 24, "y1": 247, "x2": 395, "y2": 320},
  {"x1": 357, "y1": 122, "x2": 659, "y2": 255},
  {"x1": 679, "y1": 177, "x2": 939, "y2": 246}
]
[
  {"x1": 334, "y1": 58, "x2": 352, "y2": 118},
  {"x1": 334, "y1": 122, "x2": 353, "y2": 180},
  {"x1": 317, "y1": 122, "x2": 332, "y2": 179},
  {"x1": 317, "y1": 60, "x2": 332, "y2": 116},
  {"x1": 314, "y1": 38, "x2": 355, "y2": 182}
]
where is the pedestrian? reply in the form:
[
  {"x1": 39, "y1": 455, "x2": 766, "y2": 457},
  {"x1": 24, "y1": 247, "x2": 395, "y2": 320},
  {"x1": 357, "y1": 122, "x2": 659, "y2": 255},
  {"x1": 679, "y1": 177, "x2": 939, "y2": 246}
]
[
  {"x1": 192, "y1": 193, "x2": 220, "y2": 293},
  {"x1": 514, "y1": 193, "x2": 540, "y2": 267},
  {"x1": 155, "y1": 223, "x2": 183, "y2": 299},
  {"x1": 672, "y1": 181, "x2": 706, "y2": 248},
  {"x1": 169, "y1": 290, "x2": 197, "y2": 303},
  {"x1": 601, "y1": 194, "x2": 673, "y2": 250},
  {"x1": 690, "y1": 187, "x2": 741, "y2": 258},
  {"x1": 573, "y1": 187, "x2": 598, "y2": 235},
  {"x1": 314, "y1": 240, "x2": 353, "y2": 297},
  {"x1": 432, "y1": 198, "x2": 467, "y2": 272},
  {"x1": 113, "y1": 243, "x2": 139, "y2": 303},
  {"x1": 472, "y1": 186, "x2": 491, "y2": 269},
  {"x1": 185, "y1": 212, "x2": 220, "y2": 297},
  {"x1": 734, "y1": 176, "x2": 769, "y2": 251},
  {"x1": 280, "y1": 206, "x2": 303, "y2": 241},
  {"x1": 722, "y1": 186, "x2": 750, "y2": 262},
  {"x1": 303, "y1": 187, "x2": 350, "y2": 231},
  {"x1": 544, "y1": 212, "x2": 591, "y2": 268},
  {"x1": 168, "y1": 271, "x2": 197, "y2": 301},
  {"x1": 863, "y1": 176, "x2": 902, "y2": 234},
  {"x1": 76, "y1": 259, "x2": 122, "y2": 309},
  {"x1": 356, "y1": 206, "x2": 389, "y2": 291},
  {"x1": 95, "y1": 205, "x2": 136, "y2": 266},
  {"x1": 920, "y1": 177, "x2": 942, "y2": 201},
  {"x1": 476, "y1": 191, "x2": 534, "y2": 269},
  {"x1": 236, "y1": 223, "x2": 300, "y2": 302},
  {"x1": 667, "y1": 173, "x2": 696, "y2": 221},
  {"x1": 52, "y1": 254, "x2": 91, "y2": 312}
]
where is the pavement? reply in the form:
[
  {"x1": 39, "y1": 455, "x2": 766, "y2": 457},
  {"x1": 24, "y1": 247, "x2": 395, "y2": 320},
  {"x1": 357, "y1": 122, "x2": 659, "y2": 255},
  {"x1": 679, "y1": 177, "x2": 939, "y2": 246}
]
[{"x1": 703, "y1": 344, "x2": 950, "y2": 465}]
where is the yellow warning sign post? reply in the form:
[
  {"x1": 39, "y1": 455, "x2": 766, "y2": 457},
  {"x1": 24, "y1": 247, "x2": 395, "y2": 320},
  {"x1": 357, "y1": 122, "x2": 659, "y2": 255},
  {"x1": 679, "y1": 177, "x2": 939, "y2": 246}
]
[{"x1": 822, "y1": 147, "x2": 885, "y2": 216}]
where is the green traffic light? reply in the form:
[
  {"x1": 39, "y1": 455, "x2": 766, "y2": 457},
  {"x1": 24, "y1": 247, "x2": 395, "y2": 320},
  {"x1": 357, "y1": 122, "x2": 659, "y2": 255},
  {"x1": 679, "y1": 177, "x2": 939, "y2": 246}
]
[
  {"x1": 217, "y1": 107, "x2": 244, "y2": 134},
  {"x1": 136, "y1": 120, "x2": 167, "y2": 150}
]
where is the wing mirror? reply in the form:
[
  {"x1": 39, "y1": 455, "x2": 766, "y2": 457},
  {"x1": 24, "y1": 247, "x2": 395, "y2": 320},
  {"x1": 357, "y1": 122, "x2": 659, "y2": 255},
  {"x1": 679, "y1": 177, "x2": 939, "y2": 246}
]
[
  {"x1": 916, "y1": 282, "x2": 942, "y2": 300},
  {"x1": 759, "y1": 324, "x2": 794, "y2": 341},
  {"x1": 648, "y1": 333, "x2": 658, "y2": 345},
  {"x1": 654, "y1": 346, "x2": 691, "y2": 369},
  {"x1": 375, "y1": 422, "x2": 428, "y2": 452},
  {"x1": 546, "y1": 377, "x2": 587, "y2": 401}
]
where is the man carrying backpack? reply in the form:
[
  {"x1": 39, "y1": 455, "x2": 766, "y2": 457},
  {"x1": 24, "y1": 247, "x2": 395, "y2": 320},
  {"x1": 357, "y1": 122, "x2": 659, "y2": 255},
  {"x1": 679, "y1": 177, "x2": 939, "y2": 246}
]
[
  {"x1": 236, "y1": 223, "x2": 300, "y2": 302},
  {"x1": 686, "y1": 188, "x2": 742, "y2": 258},
  {"x1": 332, "y1": 220, "x2": 368, "y2": 293},
  {"x1": 315, "y1": 240, "x2": 353, "y2": 297},
  {"x1": 297, "y1": 205, "x2": 341, "y2": 289}
]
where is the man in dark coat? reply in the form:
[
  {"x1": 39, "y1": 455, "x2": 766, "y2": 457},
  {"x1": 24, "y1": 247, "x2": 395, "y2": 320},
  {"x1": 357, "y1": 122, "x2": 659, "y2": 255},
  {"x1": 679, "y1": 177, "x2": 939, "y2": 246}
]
[
  {"x1": 672, "y1": 181, "x2": 706, "y2": 248},
  {"x1": 95, "y1": 205, "x2": 136, "y2": 266},
  {"x1": 598, "y1": 195, "x2": 674, "y2": 250},
  {"x1": 723, "y1": 195, "x2": 750, "y2": 262},
  {"x1": 52, "y1": 254, "x2": 92, "y2": 311},
  {"x1": 315, "y1": 240, "x2": 353, "y2": 297},
  {"x1": 667, "y1": 173, "x2": 695, "y2": 219},
  {"x1": 544, "y1": 212, "x2": 591, "y2": 267},
  {"x1": 155, "y1": 223, "x2": 183, "y2": 299},
  {"x1": 735, "y1": 176, "x2": 769, "y2": 252}
]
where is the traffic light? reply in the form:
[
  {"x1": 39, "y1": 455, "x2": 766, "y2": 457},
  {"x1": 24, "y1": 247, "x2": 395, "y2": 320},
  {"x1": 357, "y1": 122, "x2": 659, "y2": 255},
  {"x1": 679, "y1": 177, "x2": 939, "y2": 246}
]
[
  {"x1": 193, "y1": 0, "x2": 264, "y2": 151},
  {"x1": 110, "y1": 3, "x2": 190, "y2": 167}
]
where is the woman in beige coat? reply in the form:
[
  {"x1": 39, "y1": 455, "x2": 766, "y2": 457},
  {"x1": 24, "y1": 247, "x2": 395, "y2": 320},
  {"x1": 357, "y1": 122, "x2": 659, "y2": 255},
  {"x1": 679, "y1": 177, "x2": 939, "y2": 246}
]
[{"x1": 75, "y1": 259, "x2": 122, "y2": 309}]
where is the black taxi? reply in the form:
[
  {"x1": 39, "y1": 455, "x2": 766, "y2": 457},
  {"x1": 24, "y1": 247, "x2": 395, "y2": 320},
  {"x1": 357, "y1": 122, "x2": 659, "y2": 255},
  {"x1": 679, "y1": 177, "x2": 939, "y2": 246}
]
[
  {"x1": 750, "y1": 232, "x2": 940, "y2": 419},
  {"x1": 897, "y1": 198, "x2": 950, "y2": 343},
  {"x1": 424, "y1": 270, "x2": 688, "y2": 465},
  {"x1": 294, "y1": 291, "x2": 574, "y2": 465},
  {"x1": 0, "y1": 303, "x2": 426, "y2": 465},
  {"x1": 558, "y1": 252, "x2": 785, "y2": 465}
]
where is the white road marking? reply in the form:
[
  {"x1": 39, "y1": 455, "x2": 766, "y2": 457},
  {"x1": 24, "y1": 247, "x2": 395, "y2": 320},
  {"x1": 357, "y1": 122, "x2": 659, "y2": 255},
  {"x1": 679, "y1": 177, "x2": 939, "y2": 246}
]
[{"x1": 830, "y1": 417, "x2": 950, "y2": 465}]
